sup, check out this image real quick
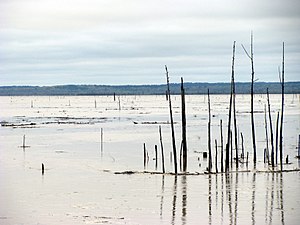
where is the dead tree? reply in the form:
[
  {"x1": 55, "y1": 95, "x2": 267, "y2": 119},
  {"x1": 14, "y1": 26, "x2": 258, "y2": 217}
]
[
  {"x1": 275, "y1": 111, "x2": 280, "y2": 165},
  {"x1": 165, "y1": 65, "x2": 178, "y2": 174},
  {"x1": 159, "y1": 126, "x2": 165, "y2": 173},
  {"x1": 267, "y1": 88, "x2": 275, "y2": 167},
  {"x1": 181, "y1": 77, "x2": 188, "y2": 172},
  {"x1": 225, "y1": 41, "x2": 235, "y2": 172},
  {"x1": 242, "y1": 32, "x2": 257, "y2": 164},
  {"x1": 264, "y1": 104, "x2": 269, "y2": 163},
  {"x1": 207, "y1": 89, "x2": 212, "y2": 173},
  {"x1": 279, "y1": 42, "x2": 285, "y2": 171},
  {"x1": 220, "y1": 119, "x2": 224, "y2": 172},
  {"x1": 232, "y1": 41, "x2": 239, "y2": 168},
  {"x1": 215, "y1": 139, "x2": 218, "y2": 173}
]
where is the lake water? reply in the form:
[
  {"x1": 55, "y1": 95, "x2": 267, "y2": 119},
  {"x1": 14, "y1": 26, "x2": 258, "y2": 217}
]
[{"x1": 0, "y1": 94, "x2": 299, "y2": 224}]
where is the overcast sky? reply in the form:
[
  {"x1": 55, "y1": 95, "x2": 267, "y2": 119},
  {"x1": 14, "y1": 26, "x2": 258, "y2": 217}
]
[{"x1": 0, "y1": 0, "x2": 299, "y2": 86}]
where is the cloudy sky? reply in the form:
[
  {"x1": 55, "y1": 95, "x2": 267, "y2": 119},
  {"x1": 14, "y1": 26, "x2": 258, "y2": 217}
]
[{"x1": 0, "y1": 0, "x2": 299, "y2": 86}]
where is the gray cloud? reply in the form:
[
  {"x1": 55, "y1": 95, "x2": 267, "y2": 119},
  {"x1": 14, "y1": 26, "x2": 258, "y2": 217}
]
[{"x1": 0, "y1": 0, "x2": 299, "y2": 85}]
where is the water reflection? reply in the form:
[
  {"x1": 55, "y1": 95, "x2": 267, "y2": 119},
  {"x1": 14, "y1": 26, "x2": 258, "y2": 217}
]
[
  {"x1": 171, "y1": 176, "x2": 177, "y2": 225},
  {"x1": 181, "y1": 175, "x2": 187, "y2": 225},
  {"x1": 158, "y1": 171, "x2": 286, "y2": 225}
]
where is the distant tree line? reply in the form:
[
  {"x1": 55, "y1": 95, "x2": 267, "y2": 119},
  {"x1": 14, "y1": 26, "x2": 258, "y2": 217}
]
[{"x1": 0, "y1": 82, "x2": 299, "y2": 96}]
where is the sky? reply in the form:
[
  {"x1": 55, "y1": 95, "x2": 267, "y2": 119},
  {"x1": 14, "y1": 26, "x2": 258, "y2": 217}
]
[{"x1": 0, "y1": 0, "x2": 299, "y2": 86}]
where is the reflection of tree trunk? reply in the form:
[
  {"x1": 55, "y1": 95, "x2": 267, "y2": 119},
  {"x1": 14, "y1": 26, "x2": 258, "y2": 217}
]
[
  {"x1": 221, "y1": 173, "x2": 224, "y2": 224},
  {"x1": 208, "y1": 174, "x2": 212, "y2": 225},
  {"x1": 160, "y1": 175, "x2": 165, "y2": 219},
  {"x1": 265, "y1": 173, "x2": 269, "y2": 224},
  {"x1": 171, "y1": 176, "x2": 178, "y2": 225},
  {"x1": 279, "y1": 173, "x2": 285, "y2": 225},
  {"x1": 226, "y1": 173, "x2": 233, "y2": 225},
  {"x1": 234, "y1": 172, "x2": 238, "y2": 225},
  {"x1": 269, "y1": 173, "x2": 275, "y2": 225},
  {"x1": 251, "y1": 172, "x2": 256, "y2": 225},
  {"x1": 181, "y1": 175, "x2": 187, "y2": 225}
]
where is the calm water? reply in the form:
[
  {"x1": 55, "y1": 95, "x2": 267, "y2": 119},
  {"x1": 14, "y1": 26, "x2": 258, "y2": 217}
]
[{"x1": 0, "y1": 95, "x2": 299, "y2": 224}]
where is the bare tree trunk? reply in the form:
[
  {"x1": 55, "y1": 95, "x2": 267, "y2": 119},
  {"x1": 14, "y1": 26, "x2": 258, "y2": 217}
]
[
  {"x1": 275, "y1": 111, "x2": 280, "y2": 165},
  {"x1": 241, "y1": 132, "x2": 245, "y2": 159},
  {"x1": 165, "y1": 65, "x2": 177, "y2": 174},
  {"x1": 264, "y1": 104, "x2": 269, "y2": 164},
  {"x1": 225, "y1": 41, "x2": 235, "y2": 172},
  {"x1": 242, "y1": 32, "x2": 257, "y2": 164},
  {"x1": 159, "y1": 125, "x2": 166, "y2": 173},
  {"x1": 279, "y1": 42, "x2": 285, "y2": 171},
  {"x1": 220, "y1": 119, "x2": 224, "y2": 172},
  {"x1": 181, "y1": 77, "x2": 188, "y2": 172},
  {"x1": 267, "y1": 88, "x2": 275, "y2": 167},
  {"x1": 208, "y1": 89, "x2": 212, "y2": 173},
  {"x1": 232, "y1": 41, "x2": 238, "y2": 169},
  {"x1": 215, "y1": 139, "x2": 218, "y2": 173}
]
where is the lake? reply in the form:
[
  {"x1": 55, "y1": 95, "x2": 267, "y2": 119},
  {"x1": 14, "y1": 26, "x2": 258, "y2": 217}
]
[{"x1": 0, "y1": 94, "x2": 299, "y2": 224}]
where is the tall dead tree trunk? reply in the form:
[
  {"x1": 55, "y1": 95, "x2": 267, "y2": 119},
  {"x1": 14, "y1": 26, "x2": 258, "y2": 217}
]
[
  {"x1": 232, "y1": 41, "x2": 238, "y2": 169},
  {"x1": 242, "y1": 32, "x2": 257, "y2": 164},
  {"x1": 165, "y1": 65, "x2": 177, "y2": 174},
  {"x1": 220, "y1": 119, "x2": 224, "y2": 172},
  {"x1": 279, "y1": 42, "x2": 285, "y2": 171},
  {"x1": 225, "y1": 41, "x2": 235, "y2": 172},
  {"x1": 208, "y1": 89, "x2": 212, "y2": 173},
  {"x1": 267, "y1": 88, "x2": 275, "y2": 167},
  {"x1": 181, "y1": 77, "x2": 188, "y2": 172}
]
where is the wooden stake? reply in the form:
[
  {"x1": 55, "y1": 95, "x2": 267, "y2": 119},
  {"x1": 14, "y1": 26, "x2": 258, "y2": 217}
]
[
  {"x1": 155, "y1": 145, "x2": 158, "y2": 170},
  {"x1": 241, "y1": 132, "x2": 245, "y2": 159},
  {"x1": 100, "y1": 128, "x2": 103, "y2": 154},
  {"x1": 144, "y1": 143, "x2": 147, "y2": 169},
  {"x1": 42, "y1": 163, "x2": 44, "y2": 175}
]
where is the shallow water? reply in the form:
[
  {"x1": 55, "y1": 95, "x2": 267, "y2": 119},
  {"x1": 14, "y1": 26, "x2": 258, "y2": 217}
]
[{"x1": 0, "y1": 94, "x2": 299, "y2": 224}]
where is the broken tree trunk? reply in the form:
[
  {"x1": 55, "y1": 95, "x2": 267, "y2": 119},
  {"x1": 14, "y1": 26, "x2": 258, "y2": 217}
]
[
  {"x1": 181, "y1": 77, "x2": 188, "y2": 172},
  {"x1": 232, "y1": 41, "x2": 238, "y2": 169},
  {"x1": 225, "y1": 41, "x2": 235, "y2": 172},
  {"x1": 242, "y1": 32, "x2": 257, "y2": 164},
  {"x1": 267, "y1": 88, "x2": 275, "y2": 167},
  {"x1": 159, "y1": 126, "x2": 166, "y2": 173},
  {"x1": 220, "y1": 119, "x2": 224, "y2": 172},
  {"x1": 165, "y1": 65, "x2": 177, "y2": 174},
  {"x1": 279, "y1": 42, "x2": 285, "y2": 171},
  {"x1": 208, "y1": 89, "x2": 212, "y2": 173}
]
